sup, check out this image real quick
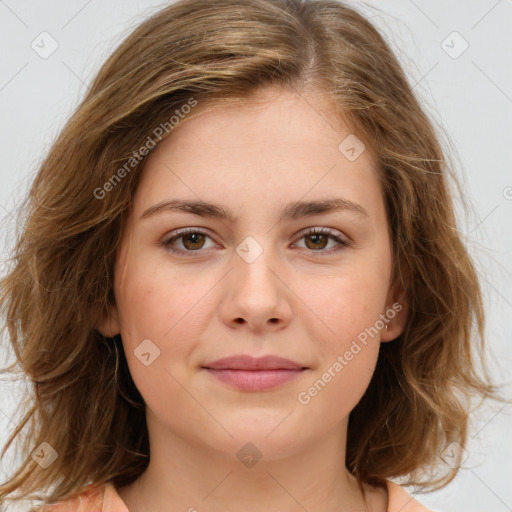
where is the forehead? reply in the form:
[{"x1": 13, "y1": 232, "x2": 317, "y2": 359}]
[
  {"x1": 132, "y1": 86, "x2": 381, "y2": 218},
  {"x1": 155, "y1": 86, "x2": 361, "y2": 155}
]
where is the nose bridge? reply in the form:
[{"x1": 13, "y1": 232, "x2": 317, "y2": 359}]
[
  {"x1": 233, "y1": 234, "x2": 280, "y2": 294},
  {"x1": 235, "y1": 233, "x2": 271, "y2": 266}
]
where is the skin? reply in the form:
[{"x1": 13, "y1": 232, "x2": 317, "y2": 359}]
[{"x1": 96, "y1": 85, "x2": 407, "y2": 512}]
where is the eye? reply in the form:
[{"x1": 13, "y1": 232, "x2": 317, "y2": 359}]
[
  {"x1": 162, "y1": 228, "x2": 217, "y2": 254},
  {"x1": 161, "y1": 226, "x2": 351, "y2": 256},
  {"x1": 293, "y1": 227, "x2": 350, "y2": 255}
]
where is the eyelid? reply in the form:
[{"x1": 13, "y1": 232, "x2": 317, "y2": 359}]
[{"x1": 295, "y1": 226, "x2": 347, "y2": 240}]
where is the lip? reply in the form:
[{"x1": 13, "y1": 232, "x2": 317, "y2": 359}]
[
  {"x1": 202, "y1": 355, "x2": 308, "y2": 391},
  {"x1": 204, "y1": 355, "x2": 305, "y2": 371}
]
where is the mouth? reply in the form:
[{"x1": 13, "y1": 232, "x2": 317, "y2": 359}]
[{"x1": 202, "y1": 354, "x2": 308, "y2": 391}]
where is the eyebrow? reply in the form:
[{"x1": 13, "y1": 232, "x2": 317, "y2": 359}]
[{"x1": 140, "y1": 197, "x2": 369, "y2": 223}]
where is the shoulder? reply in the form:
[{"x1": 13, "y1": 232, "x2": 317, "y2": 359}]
[
  {"x1": 33, "y1": 479, "x2": 436, "y2": 512},
  {"x1": 386, "y1": 480, "x2": 437, "y2": 512},
  {"x1": 36, "y1": 483, "x2": 112, "y2": 512}
]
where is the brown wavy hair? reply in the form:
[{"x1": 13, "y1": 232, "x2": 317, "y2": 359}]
[{"x1": 0, "y1": 0, "x2": 506, "y2": 508}]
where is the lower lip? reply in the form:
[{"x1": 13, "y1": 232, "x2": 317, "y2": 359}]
[{"x1": 204, "y1": 368, "x2": 305, "y2": 391}]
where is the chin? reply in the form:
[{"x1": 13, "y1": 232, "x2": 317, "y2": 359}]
[{"x1": 195, "y1": 419, "x2": 312, "y2": 463}]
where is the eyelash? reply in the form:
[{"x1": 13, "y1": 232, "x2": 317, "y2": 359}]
[{"x1": 161, "y1": 227, "x2": 351, "y2": 256}]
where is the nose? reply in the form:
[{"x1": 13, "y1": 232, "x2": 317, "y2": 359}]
[{"x1": 219, "y1": 245, "x2": 293, "y2": 333}]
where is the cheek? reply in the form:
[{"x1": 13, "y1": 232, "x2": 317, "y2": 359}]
[
  {"x1": 114, "y1": 259, "x2": 218, "y2": 405},
  {"x1": 296, "y1": 341, "x2": 379, "y2": 436},
  {"x1": 296, "y1": 266, "x2": 389, "y2": 347},
  {"x1": 295, "y1": 272, "x2": 386, "y2": 414},
  {"x1": 292, "y1": 264, "x2": 387, "y2": 416},
  {"x1": 117, "y1": 258, "x2": 210, "y2": 344}
]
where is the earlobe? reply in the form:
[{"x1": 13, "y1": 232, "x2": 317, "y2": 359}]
[
  {"x1": 380, "y1": 305, "x2": 407, "y2": 342},
  {"x1": 94, "y1": 301, "x2": 121, "y2": 338}
]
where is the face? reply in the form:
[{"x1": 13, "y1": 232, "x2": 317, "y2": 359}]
[{"x1": 97, "y1": 85, "x2": 406, "y2": 462}]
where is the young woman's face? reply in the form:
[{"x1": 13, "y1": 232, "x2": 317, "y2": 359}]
[{"x1": 99, "y1": 86, "x2": 405, "y2": 462}]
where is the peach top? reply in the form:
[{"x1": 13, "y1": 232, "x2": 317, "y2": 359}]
[{"x1": 39, "y1": 479, "x2": 435, "y2": 511}]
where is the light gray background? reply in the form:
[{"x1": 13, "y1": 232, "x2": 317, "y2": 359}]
[{"x1": 0, "y1": 1, "x2": 511, "y2": 511}]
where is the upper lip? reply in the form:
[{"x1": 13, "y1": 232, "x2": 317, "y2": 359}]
[{"x1": 203, "y1": 355, "x2": 306, "y2": 371}]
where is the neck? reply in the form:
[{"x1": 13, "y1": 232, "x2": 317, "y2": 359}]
[{"x1": 116, "y1": 416, "x2": 387, "y2": 512}]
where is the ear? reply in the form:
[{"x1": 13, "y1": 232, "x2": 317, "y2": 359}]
[
  {"x1": 94, "y1": 299, "x2": 122, "y2": 338},
  {"x1": 380, "y1": 269, "x2": 409, "y2": 343}
]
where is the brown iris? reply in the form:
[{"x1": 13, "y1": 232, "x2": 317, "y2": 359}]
[
  {"x1": 182, "y1": 233, "x2": 206, "y2": 250},
  {"x1": 304, "y1": 233, "x2": 329, "y2": 250}
]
